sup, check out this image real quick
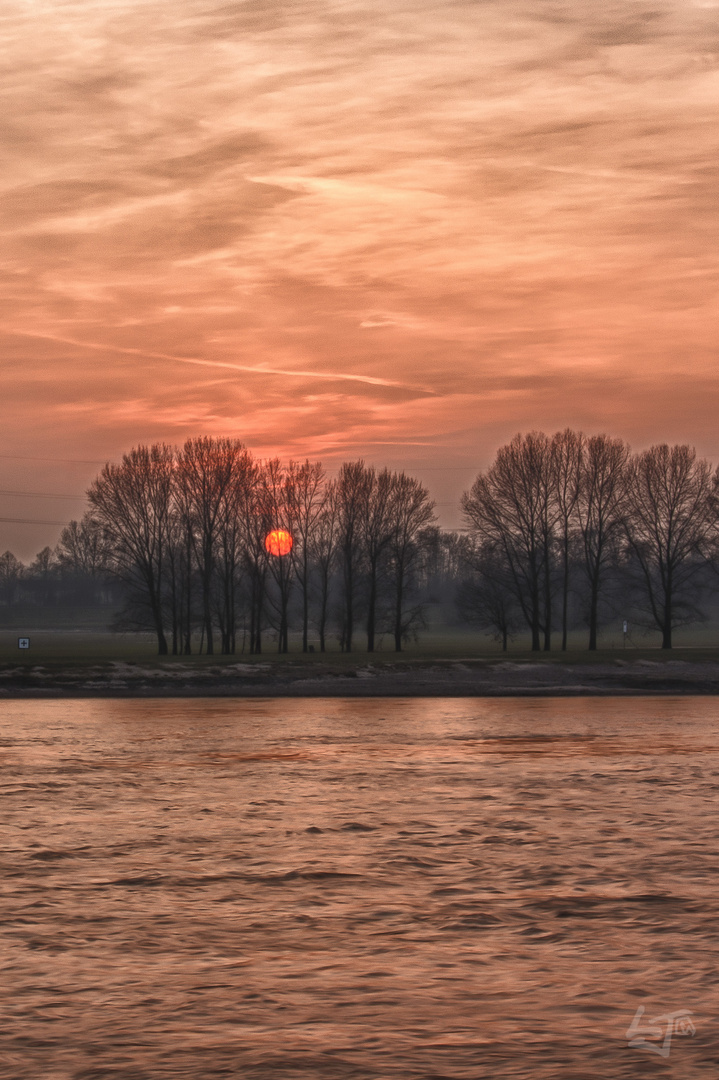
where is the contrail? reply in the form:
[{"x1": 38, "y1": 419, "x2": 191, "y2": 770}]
[{"x1": 5, "y1": 328, "x2": 435, "y2": 394}]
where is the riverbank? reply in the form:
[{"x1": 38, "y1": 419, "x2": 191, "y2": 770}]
[{"x1": 3, "y1": 656, "x2": 719, "y2": 697}]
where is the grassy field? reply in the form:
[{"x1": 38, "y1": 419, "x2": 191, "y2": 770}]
[{"x1": 3, "y1": 625, "x2": 719, "y2": 668}]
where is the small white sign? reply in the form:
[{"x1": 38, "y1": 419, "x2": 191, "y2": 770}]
[
  {"x1": 623, "y1": 621, "x2": 628, "y2": 634},
  {"x1": 18, "y1": 637, "x2": 30, "y2": 649}
]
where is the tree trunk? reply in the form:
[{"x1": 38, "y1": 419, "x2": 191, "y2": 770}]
[
  {"x1": 318, "y1": 570, "x2": 328, "y2": 653},
  {"x1": 279, "y1": 596, "x2": 289, "y2": 653},
  {"x1": 201, "y1": 535, "x2": 214, "y2": 655},
  {"x1": 149, "y1": 587, "x2": 168, "y2": 655},
  {"x1": 543, "y1": 552, "x2": 552, "y2": 652},
  {"x1": 204, "y1": 604, "x2": 212, "y2": 652},
  {"x1": 588, "y1": 569, "x2": 599, "y2": 650},
  {"x1": 249, "y1": 592, "x2": 256, "y2": 655},
  {"x1": 561, "y1": 532, "x2": 569, "y2": 651},
  {"x1": 394, "y1": 569, "x2": 404, "y2": 652},
  {"x1": 250, "y1": 570, "x2": 264, "y2": 655},
  {"x1": 345, "y1": 561, "x2": 354, "y2": 652},
  {"x1": 662, "y1": 585, "x2": 672, "y2": 648},
  {"x1": 302, "y1": 570, "x2": 309, "y2": 653},
  {"x1": 531, "y1": 582, "x2": 541, "y2": 651},
  {"x1": 367, "y1": 558, "x2": 377, "y2": 652}
]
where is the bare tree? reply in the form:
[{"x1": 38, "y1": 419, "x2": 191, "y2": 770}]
[
  {"x1": 56, "y1": 513, "x2": 110, "y2": 581},
  {"x1": 28, "y1": 546, "x2": 58, "y2": 607},
  {"x1": 176, "y1": 437, "x2": 247, "y2": 655},
  {"x1": 550, "y1": 429, "x2": 583, "y2": 651},
  {"x1": 285, "y1": 459, "x2": 326, "y2": 652},
  {"x1": 243, "y1": 481, "x2": 272, "y2": 656},
  {"x1": 361, "y1": 467, "x2": 395, "y2": 652},
  {"x1": 462, "y1": 433, "x2": 555, "y2": 651},
  {"x1": 576, "y1": 434, "x2": 630, "y2": 649},
  {"x1": 240, "y1": 459, "x2": 271, "y2": 655},
  {"x1": 215, "y1": 447, "x2": 255, "y2": 654},
  {"x1": 624, "y1": 444, "x2": 714, "y2": 648},
  {"x1": 0, "y1": 550, "x2": 24, "y2": 608},
  {"x1": 88, "y1": 444, "x2": 174, "y2": 654},
  {"x1": 164, "y1": 507, "x2": 194, "y2": 655},
  {"x1": 261, "y1": 458, "x2": 294, "y2": 653},
  {"x1": 311, "y1": 478, "x2": 339, "y2": 653},
  {"x1": 457, "y1": 538, "x2": 519, "y2": 652},
  {"x1": 336, "y1": 461, "x2": 372, "y2": 652},
  {"x1": 387, "y1": 472, "x2": 436, "y2": 651}
]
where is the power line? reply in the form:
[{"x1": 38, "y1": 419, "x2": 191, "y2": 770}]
[
  {"x1": 0, "y1": 453, "x2": 109, "y2": 465},
  {"x1": 0, "y1": 489, "x2": 86, "y2": 500},
  {"x1": 0, "y1": 451, "x2": 477, "y2": 471},
  {"x1": 379, "y1": 466, "x2": 477, "y2": 471},
  {"x1": 0, "y1": 517, "x2": 70, "y2": 526},
  {"x1": 323, "y1": 466, "x2": 476, "y2": 473}
]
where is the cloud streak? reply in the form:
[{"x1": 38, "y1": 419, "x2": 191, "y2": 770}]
[{"x1": 4, "y1": 328, "x2": 432, "y2": 393}]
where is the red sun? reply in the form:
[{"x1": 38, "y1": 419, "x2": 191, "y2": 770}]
[{"x1": 264, "y1": 528, "x2": 293, "y2": 557}]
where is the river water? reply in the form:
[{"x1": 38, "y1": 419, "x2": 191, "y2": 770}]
[{"x1": 1, "y1": 697, "x2": 718, "y2": 1078}]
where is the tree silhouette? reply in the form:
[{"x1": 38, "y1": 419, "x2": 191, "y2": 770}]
[
  {"x1": 88, "y1": 444, "x2": 174, "y2": 654},
  {"x1": 624, "y1": 444, "x2": 714, "y2": 649}
]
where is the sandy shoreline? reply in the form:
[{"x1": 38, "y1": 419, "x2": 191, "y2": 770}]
[{"x1": 3, "y1": 658, "x2": 719, "y2": 697}]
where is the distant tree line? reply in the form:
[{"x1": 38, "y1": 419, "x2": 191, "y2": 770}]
[
  {"x1": 3, "y1": 430, "x2": 719, "y2": 653},
  {"x1": 459, "y1": 431, "x2": 719, "y2": 651},
  {"x1": 0, "y1": 519, "x2": 117, "y2": 616}
]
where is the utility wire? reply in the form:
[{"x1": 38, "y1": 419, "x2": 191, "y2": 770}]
[
  {"x1": 1, "y1": 453, "x2": 476, "y2": 468},
  {"x1": 0, "y1": 489, "x2": 86, "y2": 500},
  {"x1": 0, "y1": 517, "x2": 70, "y2": 526},
  {"x1": 0, "y1": 453, "x2": 109, "y2": 464}
]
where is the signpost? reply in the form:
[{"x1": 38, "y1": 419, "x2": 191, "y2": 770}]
[
  {"x1": 18, "y1": 637, "x2": 29, "y2": 650},
  {"x1": 623, "y1": 621, "x2": 628, "y2": 649}
]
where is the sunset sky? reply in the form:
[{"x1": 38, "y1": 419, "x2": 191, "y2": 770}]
[{"x1": 2, "y1": 0, "x2": 718, "y2": 557}]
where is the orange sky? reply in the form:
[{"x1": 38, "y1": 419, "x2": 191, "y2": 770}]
[{"x1": 2, "y1": 0, "x2": 719, "y2": 557}]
